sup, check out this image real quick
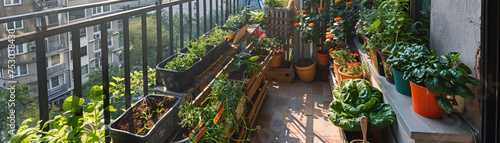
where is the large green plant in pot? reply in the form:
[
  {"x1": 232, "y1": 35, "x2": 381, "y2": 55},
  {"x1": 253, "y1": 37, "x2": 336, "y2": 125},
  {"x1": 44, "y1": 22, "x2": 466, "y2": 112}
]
[
  {"x1": 328, "y1": 79, "x2": 396, "y2": 131},
  {"x1": 424, "y1": 52, "x2": 480, "y2": 114}
]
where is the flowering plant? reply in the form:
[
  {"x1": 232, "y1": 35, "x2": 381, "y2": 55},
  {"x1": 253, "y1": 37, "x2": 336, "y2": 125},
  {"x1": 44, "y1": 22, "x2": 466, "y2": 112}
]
[
  {"x1": 324, "y1": 0, "x2": 358, "y2": 46},
  {"x1": 252, "y1": 30, "x2": 291, "y2": 55},
  {"x1": 339, "y1": 62, "x2": 367, "y2": 76},
  {"x1": 355, "y1": 8, "x2": 376, "y2": 39},
  {"x1": 295, "y1": 0, "x2": 330, "y2": 43},
  {"x1": 329, "y1": 45, "x2": 358, "y2": 65}
]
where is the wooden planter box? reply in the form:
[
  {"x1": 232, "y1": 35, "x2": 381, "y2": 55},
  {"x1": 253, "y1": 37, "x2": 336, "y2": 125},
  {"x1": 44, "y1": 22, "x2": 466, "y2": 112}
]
[{"x1": 265, "y1": 60, "x2": 295, "y2": 82}]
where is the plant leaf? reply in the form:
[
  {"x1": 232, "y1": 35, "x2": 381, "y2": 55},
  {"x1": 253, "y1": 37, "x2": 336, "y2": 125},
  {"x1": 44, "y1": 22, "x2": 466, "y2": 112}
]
[
  {"x1": 437, "y1": 96, "x2": 453, "y2": 114},
  {"x1": 455, "y1": 84, "x2": 475, "y2": 99},
  {"x1": 468, "y1": 76, "x2": 480, "y2": 85},
  {"x1": 458, "y1": 63, "x2": 472, "y2": 74},
  {"x1": 425, "y1": 77, "x2": 445, "y2": 95}
]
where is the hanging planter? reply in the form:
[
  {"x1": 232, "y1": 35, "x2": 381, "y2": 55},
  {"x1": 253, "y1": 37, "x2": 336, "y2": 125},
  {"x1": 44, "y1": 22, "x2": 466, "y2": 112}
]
[
  {"x1": 295, "y1": 58, "x2": 316, "y2": 82},
  {"x1": 109, "y1": 95, "x2": 182, "y2": 143},
  {"x1": 410, "y1": 81, "x2": 444, "y2": 119},
  {"x1": 393, "y1": 69, "x2": 411, "y2": 96}
]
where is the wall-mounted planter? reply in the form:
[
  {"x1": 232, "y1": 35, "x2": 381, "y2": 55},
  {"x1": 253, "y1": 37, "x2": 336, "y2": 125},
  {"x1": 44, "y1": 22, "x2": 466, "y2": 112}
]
[
  {"x1": 156, "y1": 54, "x2": 201, "y2": 93},
  {"x1": 109, "y1": 95, "x2": 181, "y2": 143}
]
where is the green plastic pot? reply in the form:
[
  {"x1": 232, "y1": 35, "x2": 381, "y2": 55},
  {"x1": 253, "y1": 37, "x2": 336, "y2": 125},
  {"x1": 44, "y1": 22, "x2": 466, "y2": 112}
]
[{"x1": 393, "y1": 69, "x2": 411, "y2": 96}]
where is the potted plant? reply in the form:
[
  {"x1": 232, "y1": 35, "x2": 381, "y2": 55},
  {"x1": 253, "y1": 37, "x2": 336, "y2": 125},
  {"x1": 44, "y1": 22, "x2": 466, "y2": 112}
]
[
  {"x1": 179, "y1": 39, "x2": 215, "y2": 76},
  {"x1": 156, "y1": 53, "x2": 201, "y2": 93},
  {"x1": 338, "y1": 62, "x2": 368, "y2": 82},
  {"x1": 295, "y1": 58, "x2": 316, "y2": 82},
  {"x1": 330, "y1": 47, "x2": 359, "y2": 81},
  {"x1": 385, "y1": 44, "x2": 414, "y2": 96},
  {"x1": 328, "y1": 79, "x2": 396, "y2": 142},
  {"x1": 224, "y1": 6, "x2": 251, "y2": 29},
  {"x1": 423, "y1": 52, "x2": 479, "y2": 115},
  {"x1": 202, "y1": 26, "x2": 239, "y2": 52},
  {"x1": 174, "y1": 102, "x2": 201, "y2": 143}
]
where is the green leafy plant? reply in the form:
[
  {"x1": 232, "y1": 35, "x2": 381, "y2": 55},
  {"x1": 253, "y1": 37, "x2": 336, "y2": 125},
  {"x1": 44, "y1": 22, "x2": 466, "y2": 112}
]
[
  {"x1": 424, "y1": 52, "x2": 480, "y2": 114},
  {"x1": 224, "y1": 6, "x2": 251, "y2": 28},
  {"x1": 200, "y1": 26, "x2": 233, "y2": 45},
  {"x1": 295, "y1": 0, "x2": 330, "y2": 43},
  {"x1": 187, "y1": 39, "x2": 208, "y2": 57},
  {"x1": 10, "y1": 86, "x2": 116, "y2": 143},
  {"x1": 385, "y1": 44, "x2": 437, "y2": 84},
  {"x1": 328, "y1": 79, "x2": 396, "y2": 131},
  {"x1": 233, "y1": 54, "x2": 262, "y2": 79},
  {"x1": 264, "y1": 0, "x2": 289, "y2": 7},
  {"x1": 249, "y1": 9, "x2": 265, "y2": 24},
  {"x1": 165, "y1": 54, "x2": 199, "y2": 71},
  {"x1": 178, "y1": 102, "x2": 201, "y2": 131}
]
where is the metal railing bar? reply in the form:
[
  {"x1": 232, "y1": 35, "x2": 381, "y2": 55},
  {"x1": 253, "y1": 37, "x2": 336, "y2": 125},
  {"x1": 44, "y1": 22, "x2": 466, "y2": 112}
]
[
  {"x1": 0, "y1": 0, "x2": 192, "y2": 46},
  {"x1": 204, "y1": 0, "x2": 207, "y2": 33},
  {"x1": 100, "y1": 21, "x2": 110, "y2": 143},
  {"x1": 0, "y1": 0, "x2": 124, "y2": 23},
  {"x1": 210, "y1": 0, "x2": 213, "y2": 29},
  {"x1": 141, "y1": 13, "x2": 149, "y2": 96},
  {"x1": 196, "y1": 0, "x2": 200, "y2": 37},
  {"x1": 71, "y1": 29, "x2": 83, "y2": 116},
  {"x1": 156, "y1": 8, "x2": 163, "y2": 88},
  {"x1": 35, "y1": 38, "x2": 49, "y2": 132},
  {"x1": 169, "y1": 5, "x2": 175, "y2": 56},
  {"x1": 216, "y1": 0, "x2": 219, "y2": 26},
  {"x1": 180, "y1": 3, "x2": 184, "y2": 49},
  {"x1": 123, "y1": 17, "x2": 131, "y2": 109},
  {"x1": 188, "y1": 1, "x2": 193, "y2": 41}
]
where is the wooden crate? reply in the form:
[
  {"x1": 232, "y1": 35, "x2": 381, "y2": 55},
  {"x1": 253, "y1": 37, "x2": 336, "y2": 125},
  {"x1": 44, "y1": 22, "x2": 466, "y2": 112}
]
[{"x1": 265, "y1": 60, "x2": 295, "y2": 82}]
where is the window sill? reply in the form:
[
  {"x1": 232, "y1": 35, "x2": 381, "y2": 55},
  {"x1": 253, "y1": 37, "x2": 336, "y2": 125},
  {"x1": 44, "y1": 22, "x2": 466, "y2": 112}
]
[{"x1": 350, "y1": 34, "x2": 474, "y2": 142}]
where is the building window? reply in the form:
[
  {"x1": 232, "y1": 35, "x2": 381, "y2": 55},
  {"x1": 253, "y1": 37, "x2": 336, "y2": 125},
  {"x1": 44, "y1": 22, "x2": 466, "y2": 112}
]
[
  {"x1": 108, "y1": 36, "x2": 113, "y2": 46},
  {"x1": 68, "y1": 9, "x2": 86, "y2": 21},
  {"x1": 47, "y1": 14, "x2": 59, "y2": 27},
  {"x1": 81, "y1": 46, "x2": 87, "y2": 57},
  {"x1": 16, "y1": 64, "x2": 28, "y2": 77},
  {"x1": 93, "y1": 23, "x2": 111, "y2": 33},
  {"x1": 94, "y1": 41, "x2": 100, "y2": 51},
  {"x1": 92, "y1": 5, "x2": 111, "y2": 15},
  {"x1": 6, "y1": 20, "x2": 23, "y2": 30},
  {"x1": 94, "y1": 58, "x2": 101, "y2": 68},
  {"x1": 4, "y1": 0, "x2": 21, "y2": 6},
  {"x1": 51, "y1": 54, "x2": 61, "y2": 66},
  {"x1": 82, "y1": 65, "x2": 88, "y2": 75},
  {"x1": 48, "y1": 74, "x2": 65, "y2": 89},
  {"x1": 15, "y1": 43, "x2": 27, "y2": 55},
  {"x1": 79, "y1": 28, "x2": 86, "y2": 38}
]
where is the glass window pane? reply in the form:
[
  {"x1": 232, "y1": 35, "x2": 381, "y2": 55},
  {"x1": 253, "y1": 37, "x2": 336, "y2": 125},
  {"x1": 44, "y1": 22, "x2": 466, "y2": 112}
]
[
  {"x1": 80, "y1": 28, "x2": 86, "y2": 37},
  {"x1": 81, "y1": 46, "x2": 87, "y2": 57},
  {"x1": 51, "y1": 76, "x2": 59, "y2": 87},
  {"x1": 7, "y1": 22, "x2": 14, "y2": 29},
  {"x1": 51, "y1": 54, "x2": 60, "y2": 65},
  {"x1": 103, "y1": 5, "x2": 110, "y2": 12},
  {"x1": 69, "y1": 9, "x2": 86, "y2": 21}
]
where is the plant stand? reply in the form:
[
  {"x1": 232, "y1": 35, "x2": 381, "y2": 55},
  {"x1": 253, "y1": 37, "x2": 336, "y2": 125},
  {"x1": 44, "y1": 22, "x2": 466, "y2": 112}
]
[{"x1": 265, "y1": 60, "x2": 295, "y2": 82}]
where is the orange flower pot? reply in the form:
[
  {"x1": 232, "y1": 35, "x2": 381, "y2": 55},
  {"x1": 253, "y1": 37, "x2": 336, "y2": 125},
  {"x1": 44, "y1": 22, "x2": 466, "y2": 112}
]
[
  {"x1": 410, "y1": 81, "x2": 444, "y2": 119},
  {"x1": 269, "y1": 55, "x2": 282, "y2": 68},
  {"x1": 317, "y1": 50, "x2": 330, "y2": 66},
  {"x1": 333, "y1": 61, "x2": 340, "y2": 81},
  {"x1": 337, "y1": 67, "x2": 362, "y2": 82},
  {"x1": 295, "y1": 60, "x2": 316, "y2": 82}
]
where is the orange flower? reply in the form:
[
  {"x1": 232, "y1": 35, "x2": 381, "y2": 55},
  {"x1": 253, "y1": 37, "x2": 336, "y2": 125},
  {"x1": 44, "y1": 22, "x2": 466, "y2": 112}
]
[
  {"x1": 301, "y1": 21, "x2": 304, "y2": 24},
  {"x1": 327, "y1": 28, "x2": 331, "y2": 31},
  {"x1": 335, "y1": 0, "x2": 341, "y2": 3},
  {"x1": 326, "y1": 34, "x2": 334, "y2": 39},
  {"x1": 302, "y1": 10, "x2": 308, "y2": 13},
  {"x1": 294, "y1": 23, "x2": 300, "y2": 27},
  {"x1": 296, "y1": 10, "x2": 300, "y2": 14},
  {"x1": 348, "y1": 49, "x2": 350, "y2": 52},
  {"x1": 346, "y1": 2, "x2": 352, "y2": 6},
  {"x1": 349, "y1": 69, "x2": 353, "y2": 72},
  {"x1": 334, "y1": 17, "x2": 342, "y2": 22},
  {"x1": 340, "y1": 26, "x2": 344, "y2": 28},
  {"x1": 309, "y1": 23, "x2": 315, "y2": 27},
  {"x1": 318, "y1": 7, "x2": 324, "y2": 12}
]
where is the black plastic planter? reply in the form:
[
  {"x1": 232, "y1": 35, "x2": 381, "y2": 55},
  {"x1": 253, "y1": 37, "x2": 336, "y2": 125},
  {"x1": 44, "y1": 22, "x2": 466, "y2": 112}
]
[
  {"x1": 179, "y1": 45, "x2": 216, "y2": 75},
  {"x1": 109, "y1": 94, "x2": 181, "y2": 143},
  {"x1": 203, "y1": 27, "x2": 239, "y2": 52},
  {"x1": 156, "y1": 54, "x2": 201, "y2": 93}
]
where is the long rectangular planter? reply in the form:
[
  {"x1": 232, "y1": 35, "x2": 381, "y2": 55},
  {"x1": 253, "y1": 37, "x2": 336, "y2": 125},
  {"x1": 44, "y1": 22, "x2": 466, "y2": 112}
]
[
  {"x1": 179, "y1": 45, "x2": 216, "y2": 76},
  {"x1": 109, "y1": 94, "x2": 181, "y2": 143},
  {"x1": 156, "y1": 54, "x2": 201, "y2": 93},
  {"x1": 203, "y1": 27, "x2": 240, "y2": 53}
]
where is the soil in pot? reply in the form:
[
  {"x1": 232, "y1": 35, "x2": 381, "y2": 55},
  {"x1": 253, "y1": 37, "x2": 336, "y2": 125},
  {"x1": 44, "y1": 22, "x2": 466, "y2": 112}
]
[
  {"x1": 114, "y1": 96, "x2": 178, "y2": 135},
  {"x1": 173, "y1": 127, "x2": 190, "y2": 142},
  {"x1": 296, "y1": 58, "x2": 314, "y2": 67}
]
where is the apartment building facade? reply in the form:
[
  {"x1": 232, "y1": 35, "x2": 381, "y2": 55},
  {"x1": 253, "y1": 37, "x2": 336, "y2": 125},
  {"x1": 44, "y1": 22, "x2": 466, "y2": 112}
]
[{"x1": 0, "y1": 0, "x2": 122, "y2": 105}]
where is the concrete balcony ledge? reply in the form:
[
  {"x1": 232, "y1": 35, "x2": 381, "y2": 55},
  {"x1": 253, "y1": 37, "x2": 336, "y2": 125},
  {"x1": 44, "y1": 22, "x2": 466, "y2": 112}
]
[{"x1": 351, "y1": 34, "x2": 474, "y2": 143}]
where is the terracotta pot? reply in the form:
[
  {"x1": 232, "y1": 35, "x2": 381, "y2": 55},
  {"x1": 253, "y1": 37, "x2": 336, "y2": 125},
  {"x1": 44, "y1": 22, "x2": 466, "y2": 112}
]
[
  {"x1": 337, "y1": 66, "x2": 363, "y2": 82},
  {"x1": 317, "y1": 50, "x2": 330, "y2": 66},
  {"x1": 410, "y1": 81, "x2": 444, "y2": 119},
  {"x1": 376, "y1": 49, "x2": 394, "y2": 83},
  {"x1": 269, "y1": 54, "x2": 282, "y2": 68},
  {"x1": 333, "y1": 60, "x2": 341, "y2": 81},
  {"x1": 368, "y1": 48, "x2": 378, "y2": 71},
  {"x1": 295, "y1": 60, "x2": 316, "y2": 82}
]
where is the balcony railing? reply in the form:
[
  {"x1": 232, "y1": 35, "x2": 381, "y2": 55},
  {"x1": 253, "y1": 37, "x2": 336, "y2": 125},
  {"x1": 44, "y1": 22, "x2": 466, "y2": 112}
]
[
  {"x1": 0, "y1": 0, "x2": 238, "y2": 142},
  {"x1": 46, "y1": 63, "x2": 66, "y2": 77},
  {"x1": 48, "y1": 83, "x2": 68, "y2": 99}
]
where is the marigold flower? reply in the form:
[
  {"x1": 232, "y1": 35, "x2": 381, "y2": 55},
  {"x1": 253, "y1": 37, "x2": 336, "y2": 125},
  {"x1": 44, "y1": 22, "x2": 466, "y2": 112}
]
[
  {"x1": 334, "y1": 17, "x2": 342, "y2": 22},
  {"x1": 309, "y1": 23, "x2": 315, "y2": 27},
  {"x1": 346, "y1": 2, "x2": 352, "y2": 6},
  {"x1": 302, "y1": 10, "x2": 308, "y2": 13},
  {"x1": 326, "y1": 34, "x2": 334, "y2": 39},
  {"x1": 318, "y1": 7, "x2": 324, "y2": 12},
  {"x1": 294, "y1": 23, "x2": 300, "y2": 27},
  {"x1": 344, "y1": 53, "x2": 348, "y2": 55},
  {"x1": 327, "y1": 28, "x2": 331, "y2": 31},
  {"x1": 335, "y1": 0, "x2": 341, "y2": 3},
  {"x1": 296, "y1": 10, "x2": 300, "y2": 14},
  {"x1": 301, "y1": 21, "x2": 304, "y2": 24},
  {"x1": 348, "y1": 49, "x2": 350, "y2": 51},
  {"x1": 340, "y1": 26, "x2": 344, "y2": 28}
]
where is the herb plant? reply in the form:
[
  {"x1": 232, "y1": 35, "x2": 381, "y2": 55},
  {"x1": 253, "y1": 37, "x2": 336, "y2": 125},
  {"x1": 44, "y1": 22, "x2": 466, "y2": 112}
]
[
  {"x1": 178, "y1": 102, "x2": 201, "y2": 131},
  {"x1": 188, "y1": 39, "x2": 207, "y2": 57},
  {"x1": 249, "y1": 9, "x2": 265, "y2": 24},
  {"x1": 165, "y1": 54, "x2": 199, "y2": 71},
  {"x1": 224, "y1": 6, "x2": 251, "y2": 28},
  {"x1": 328, "y1": 79, "x2": 396, "y2": 131},
  {"x1": 385, "y1": 44, "x2": 437, "y2": 84}
]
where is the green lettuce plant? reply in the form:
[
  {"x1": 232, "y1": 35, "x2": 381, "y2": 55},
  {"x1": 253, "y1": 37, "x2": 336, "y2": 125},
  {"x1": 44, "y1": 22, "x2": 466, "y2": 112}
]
[
  {"x1": 165, "y1": 54, "x2": 199, "y2": 71},
  {"x1": 328, "y1": 79, "x2": 396, "y2": 131},
  {"x1": 10, "y1": 86, "x2": 116, "y2": 143},
  {"x1": 385, "y1": 44, "x2": 438, "y2": 84}
]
